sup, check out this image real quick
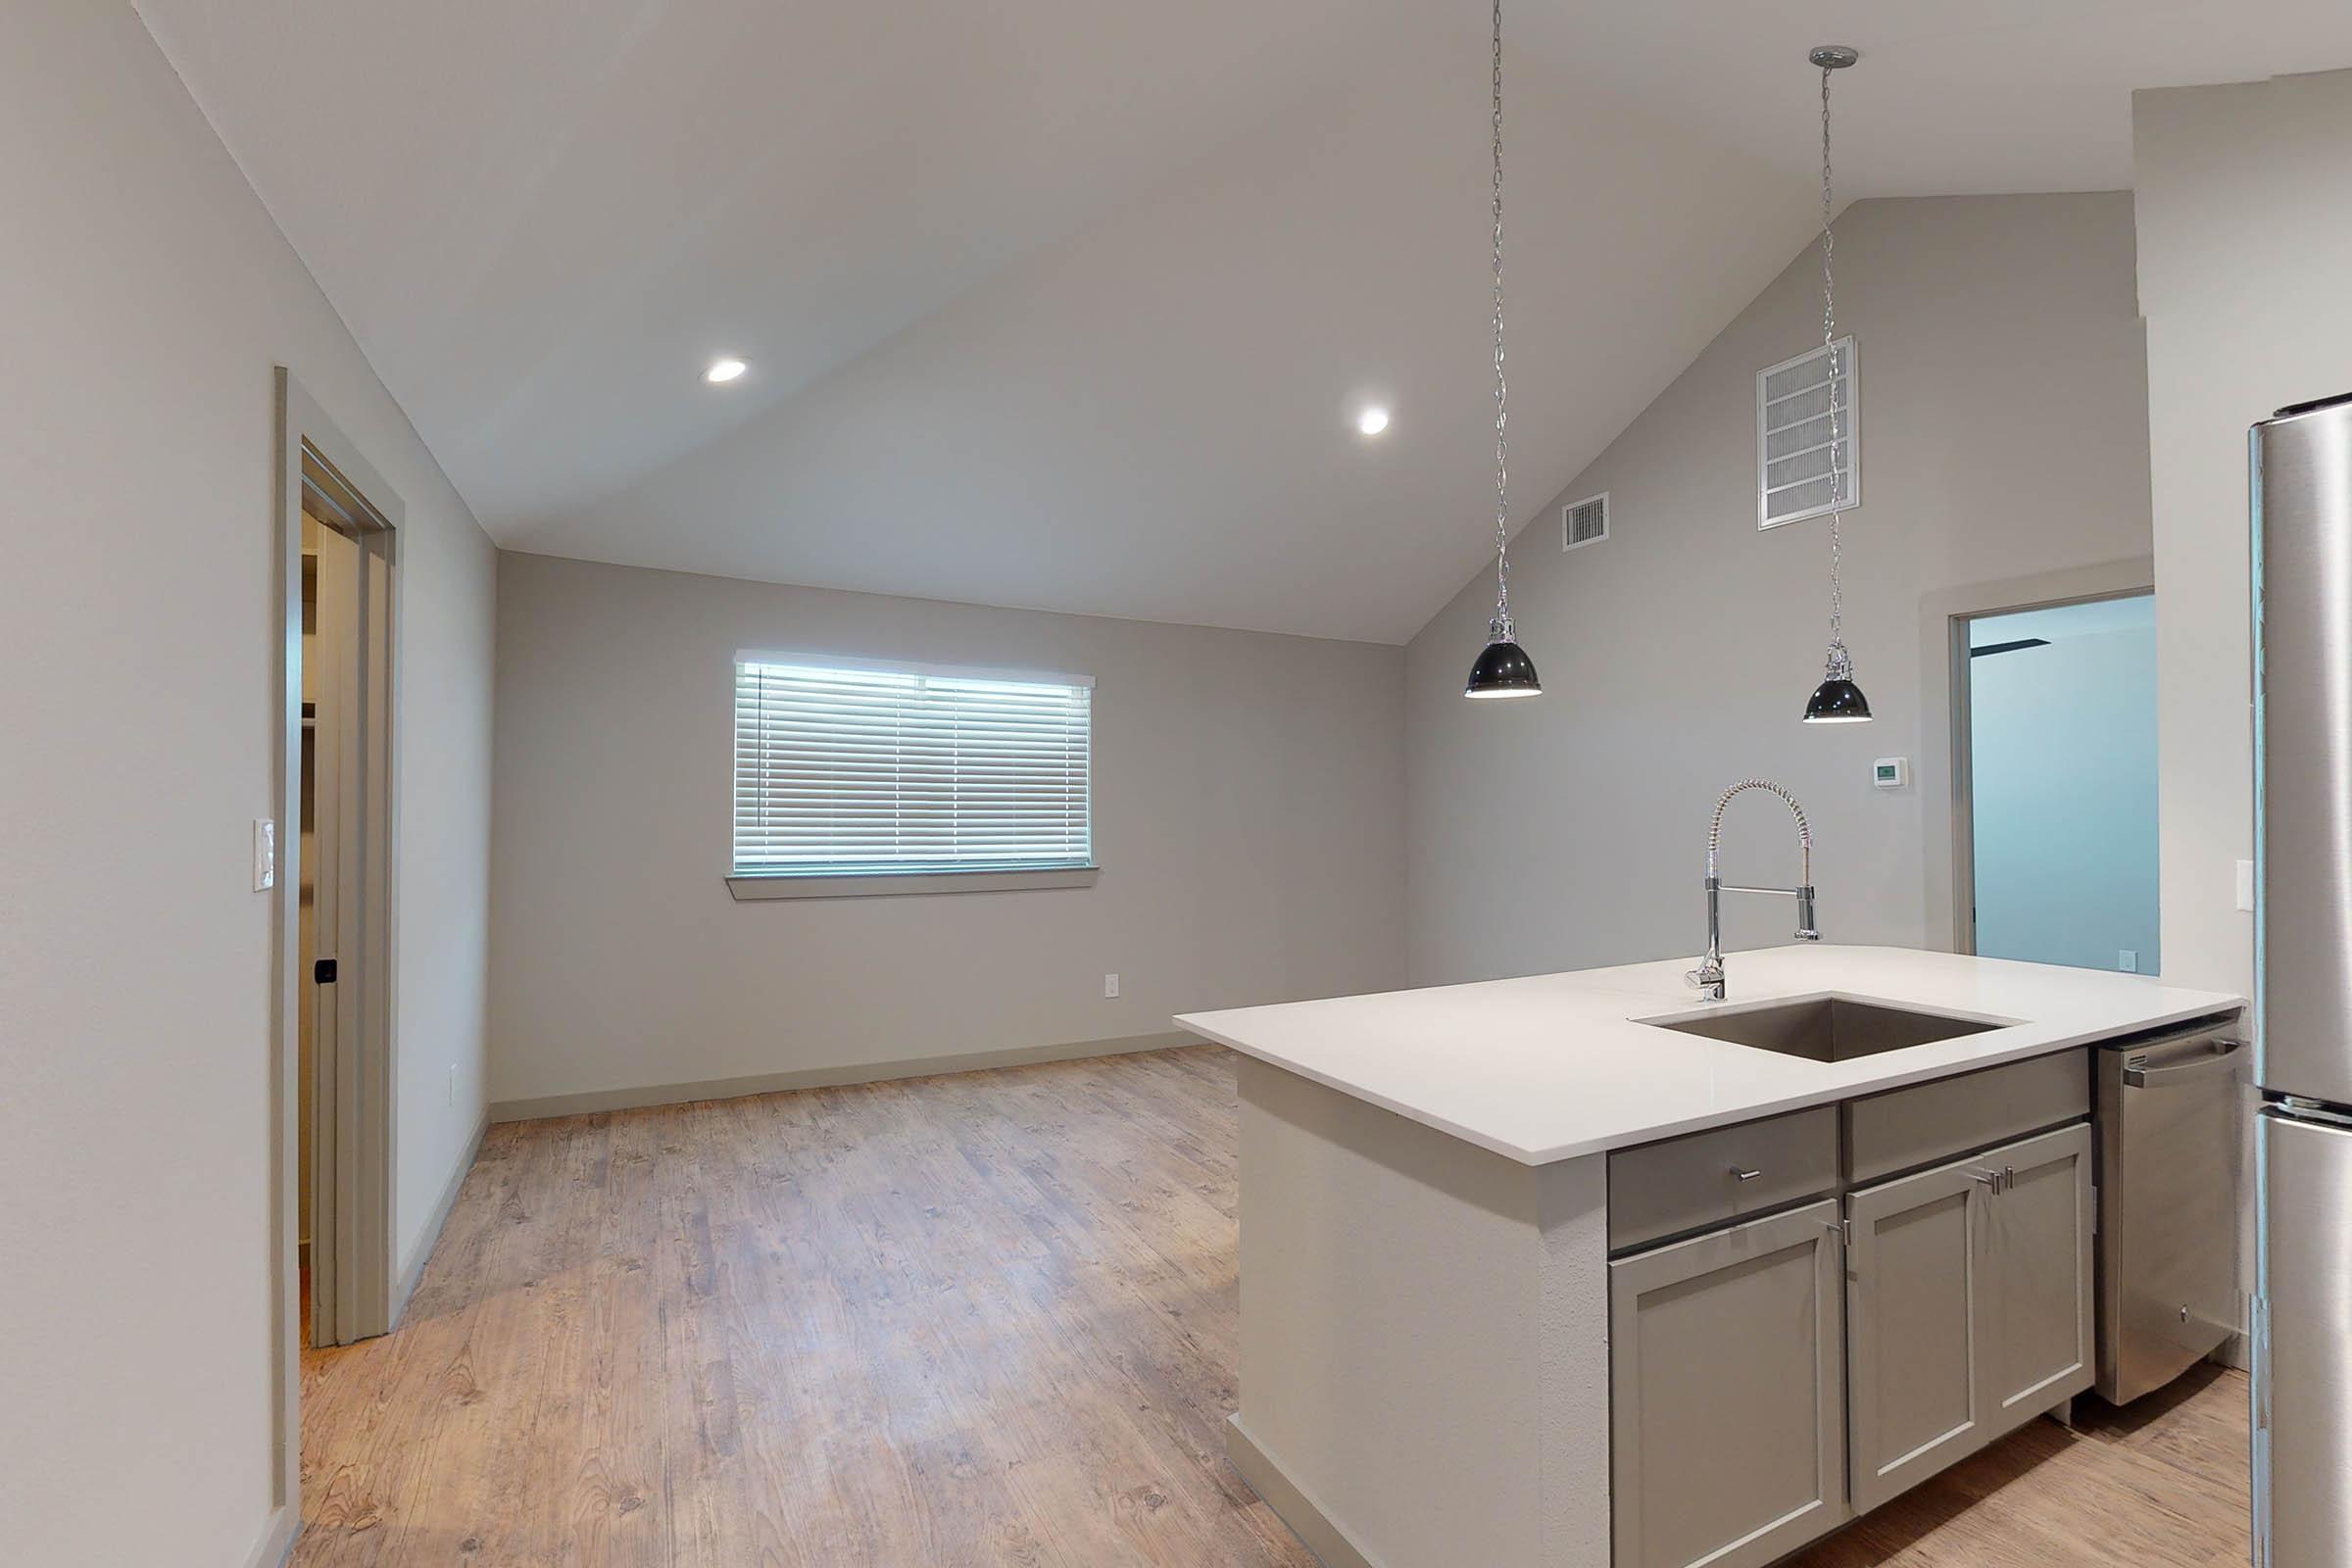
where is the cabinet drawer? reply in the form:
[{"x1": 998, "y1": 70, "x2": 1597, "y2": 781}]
[
  {"x1": 1844, "y1": 1050, "x2": 2088, "y2": 1186},
  {"x1": 1609, "y1": 1106, "x2": 1839, "y2": 1252}
]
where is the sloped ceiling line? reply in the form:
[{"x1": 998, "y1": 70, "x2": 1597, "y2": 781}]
[{"x1": 135, "y1": 0, "x2": 2352, "y2": 641}]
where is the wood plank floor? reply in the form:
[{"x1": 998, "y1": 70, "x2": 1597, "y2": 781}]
[
  {"x1": 298, "y1": 1045, "x2": 2250, "y2": 1567},
  {"x1": 1788, "y1": 1363, "x2": 2251, "y2": 1568}
]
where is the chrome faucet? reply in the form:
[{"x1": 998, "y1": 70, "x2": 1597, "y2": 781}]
[{"x1": 1688, "y1": 780, "x2": 1821, "y2": 1001}]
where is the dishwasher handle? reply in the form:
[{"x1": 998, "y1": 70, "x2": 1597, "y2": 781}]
[{"x1": 2123, "y1": 1037, "x2": 2245, "y2": 1089}]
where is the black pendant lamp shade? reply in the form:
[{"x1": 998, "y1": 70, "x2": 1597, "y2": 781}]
[
  {"x1": 1802, "y1": 638, "x2": 1870, "y2": 723},
  {"x1": 1803, "y1": 677, "x2": 1872, "y2": 723},
  {"x1": 1466, "y1": 614, "x2": 1543, "y2": 699}
]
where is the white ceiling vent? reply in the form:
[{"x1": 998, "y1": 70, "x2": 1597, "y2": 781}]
[
  {"x1": 1757, "y1": 335, "x2": 1859, "y2": 529},
  {"x1": 1561, "y1": 491, "x2": 1610, "y2": 552}
]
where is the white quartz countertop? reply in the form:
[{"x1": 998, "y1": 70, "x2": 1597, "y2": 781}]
[{"x1": 1176, "y1": 946, "x2": 2241, "y2": 1165}]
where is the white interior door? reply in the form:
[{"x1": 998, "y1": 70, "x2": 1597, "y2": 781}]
[{"x1": 309, "y1": 520, "x2": 364, "y2": 1345}]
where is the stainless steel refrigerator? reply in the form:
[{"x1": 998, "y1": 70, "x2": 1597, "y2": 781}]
[{"x1": 2253, "y1": 390, "x2": 2352, "y2": 1566}]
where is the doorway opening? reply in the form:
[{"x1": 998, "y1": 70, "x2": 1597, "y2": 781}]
[
  {"x1": 1953, "y1": 591, "x2": 2159, "y2": 972},
  {"x1": 298, "y1": 478, "x2": 394, "y2": 1349},
  {"x1": 265, "y1": 370, "x2": 405, "y2": 1558}
]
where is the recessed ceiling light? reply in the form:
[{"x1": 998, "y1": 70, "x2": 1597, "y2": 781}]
[
  {"x1": 706, "y1": 357, "x2": 748, "y2": 384},
  {"x1": 1356, "y1": 406, "x2": 1391, "y2": 436}
]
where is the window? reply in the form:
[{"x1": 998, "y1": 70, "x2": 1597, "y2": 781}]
[
  {"x1": 1757, "y1": 335, "x2": 1859, "y2": 529},
  {"x1": 729, "y1": 654, "x2": 1095, "y2": 898}
]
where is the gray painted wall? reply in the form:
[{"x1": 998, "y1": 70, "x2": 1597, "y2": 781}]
[
  {"x1": 0, "y1": 6, "x2": 497, "y2": 1561},
  {"x1": 2133, "y1": 69, "x2": 2352, "y2": 1000},
  {"x1": 488, "y1": 553, "x2": 1406, "y2": 1107},
  {"x1": 1404, "y1": 194, "x2": 2156, "y2": 984}
]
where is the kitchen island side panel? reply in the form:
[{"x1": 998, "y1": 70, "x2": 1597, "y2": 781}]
[
  {"x1": 1538, "y1": 1152, "x2": 1614, "y2": 1565},
  {"x1": 1232, "y1": 1054, "x2": 1611, "y2": 1567}
]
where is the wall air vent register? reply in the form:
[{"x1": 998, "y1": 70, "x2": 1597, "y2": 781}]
[{"x1": 1758, "y1": 335, "x2": 1859, "y2": 529}]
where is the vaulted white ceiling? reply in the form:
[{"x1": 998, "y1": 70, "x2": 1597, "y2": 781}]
[{"x1": 138, "y1": 0, "x2": 2352, "y2": 642}]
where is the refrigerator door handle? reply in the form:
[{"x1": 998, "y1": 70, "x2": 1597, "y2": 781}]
[
  {"x1": 2254, "y1": 1289, "x2": 2273, "y2": 1568},
  {"x1": 2123, "y1": 1038, "x2": 2245, "y2": 1088},
  {"x1": 2254, "y1": 1291, "x2": 2273, "y2": 1437}
]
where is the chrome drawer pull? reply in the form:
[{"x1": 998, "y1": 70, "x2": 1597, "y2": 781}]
[{"x1": 1730, "y1": 1166, "x2": 1763, "y2": 1182}]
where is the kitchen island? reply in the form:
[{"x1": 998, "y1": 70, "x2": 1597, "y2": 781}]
[{"x1": 1176, "y1": 945, "x2": 2241, "y2": 1568}]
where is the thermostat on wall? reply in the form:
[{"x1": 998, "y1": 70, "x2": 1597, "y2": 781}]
[{"x1": 1872, "y1": 758, "x2": 1908, "y2": 790}]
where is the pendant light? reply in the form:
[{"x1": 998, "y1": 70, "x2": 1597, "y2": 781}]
[
  {"x1": 1801, "y1": 44, "x2": 1872, "y2": 724},
  {"x1": 1465, "y1": 0, "x2": 1541, "y2": 700}
]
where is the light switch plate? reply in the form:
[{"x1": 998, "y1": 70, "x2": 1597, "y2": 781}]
[
  {"x1": 1103, "y1": 973, "x2": 1120, "y2": 1000},
  {"x1": 2118, "y1": 950, "x2": 2138, "y2": 973},
  {"x1": 2237, "y1": 859, "x2": 2256, "y2": 912},
  {"x1": 253, "y1": 818, "x2": 276, "y2": 892}
]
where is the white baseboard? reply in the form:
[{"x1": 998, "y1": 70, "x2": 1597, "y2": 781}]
[
  {"x1": 488, "y1": 1030, "x2": 1196, "y2": 1123},
  {"x1": 388, "y1": 1110, "x2": 488, "y2": 1328},
  {"x1": 242, "y1": 1504, "x2": 298, "y2": 1568}
]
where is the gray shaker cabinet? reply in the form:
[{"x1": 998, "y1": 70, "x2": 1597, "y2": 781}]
[
  {"x1": 1845, "y1": 1121, "x2": 2094, "y2": 1515},
  {"x1": 1981, "y1": 1122, "x2": 2096, "y2": 1425},
  {"x1": 1607, "y1": 1055, "x2": 2099, "y2": 1563},
  {"x1": 1843, "y1": 1150, "x2": 1998, "y2": 1512},
  {"x1": 1608, "y1": 1199, "x2": 1849, "y2": 1568}
]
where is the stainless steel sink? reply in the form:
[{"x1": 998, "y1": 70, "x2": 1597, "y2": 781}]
[{"x1": 1640, "y1": 996, "x2": 2004, "y2": 1062}]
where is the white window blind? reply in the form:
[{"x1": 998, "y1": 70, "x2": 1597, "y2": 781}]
[{"x1": 731, "y1": 656, "x2": 1094, "y2": 879}]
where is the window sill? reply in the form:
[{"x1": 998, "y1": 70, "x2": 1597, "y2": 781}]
[{"x1": 726, "y1": 865, "x2": 1101, "y2": 902}]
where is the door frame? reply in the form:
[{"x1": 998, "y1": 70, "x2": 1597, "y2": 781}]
[
  {"x1": 267, "y1": 369, "x2": 405, "y2": 1545},
  {"x1": 1917, "y1": 557, "x2": 2154, "y2": 956}
]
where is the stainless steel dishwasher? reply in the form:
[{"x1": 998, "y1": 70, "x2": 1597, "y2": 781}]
[{"x1": 2093, "y1": 1015, "x2": 2247, "y2": 1404}]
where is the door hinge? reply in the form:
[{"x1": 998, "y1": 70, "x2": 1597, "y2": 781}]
[{"x1": 315, "y1": 956, "x2": 338, "y2": 985}]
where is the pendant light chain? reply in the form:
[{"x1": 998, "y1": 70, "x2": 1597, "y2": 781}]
[
  {"x1": 1799, "y1": 44, "x2": 1868, "y2": 722},
  {"x1": 1461, "y1": 0, "x2": 1540, "y2": 697},
  {"x1": 1818, "y1": 58, "x2": 1854, "y2": 683},
  {"x1": 1489, "y1": 0, "x2": 1512, "y2": 639}
]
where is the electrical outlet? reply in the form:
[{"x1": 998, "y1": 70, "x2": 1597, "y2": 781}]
[
  {"x1": 447, "y1": 1062, "x2": 458, "y2": 1107},
  {"x1": 253, "y1": 818, "x2": 276, "y2": 892},
  {"x1": 2118, "y1": 950, "x2": 2138, "y2": 973},
  {"x1": 1102, "y1": 973, "x2": 1120, "y2": 1000}
]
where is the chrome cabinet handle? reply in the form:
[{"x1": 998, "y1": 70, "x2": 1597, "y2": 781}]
[
  {"x1": 1967, "y1": 1169, "x2": 2002, "y2": 1190},
  {"x1": 1730, "y1": 1166, "x2": 1763, "y2": 1182}
]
